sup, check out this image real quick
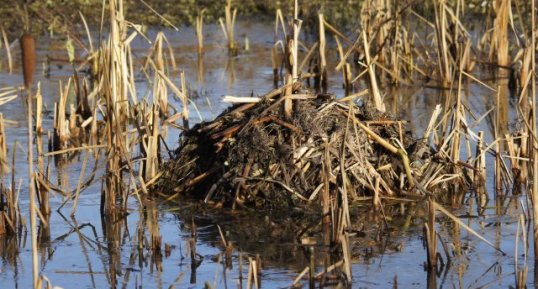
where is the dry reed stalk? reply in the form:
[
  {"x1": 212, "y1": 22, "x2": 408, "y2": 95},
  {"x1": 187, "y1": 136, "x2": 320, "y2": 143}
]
[
  {"x1": 68, "y1": 104, "x2": 79, "y2": 139},
  {"x1": 180, "y1": 71, "x2": 189, "y2": 129},
  {"x1": 219, "y1": 0, "x2": 237, "y2": 55},
  {"x1": 0, "y1": 114, "x2": 7, "y2": 236},
  {"x1": 20, "y1": 34, "x2": 36, "y2": 90},
  {"x1": 318, "y1": 14, "x2": 327, "y2": 92},
  {"x1": 274, "y1": 9, "x2": 287, "y2": 41},
  {"x1": 195, "y1": 10, "x2": 205, "y2": 55},
  {"x1": 433, "y1": 0, "x2": 452, "y2": 86},
  {"x1": 291, "y1": 0, "x2": 302, "y2": 82},
  {"x1": 54, "y1": 80, "x2": 71, "y2": 149},
  {"x1": 361, "y1": 30, "x2": 385, "y2": 112},
  {"x1": 474, "y1": 131, "x2": 486, "y2": 185},
  {"x1": 247, "y1": 257, "x2": 259, "y2": 289},
  {"x1": 374, "y1": 0, "x2": 391, "y2": 67},
  {"x1": 35, "y1": 84, "x2": 42, "y2": 135},
  {"x1": 283, "y1": 74, "x2": 293, "y2": 119},
  {"x1": 27, "y1": 87, "x2": 39, "y2": 288},
  {"x1": 0, "y1": 114, "x2": 7, "y2": 177},
  {"x1": 142, "y1": 104, "x2": 160, "y2": 181},
  {"x1": 1, "y1": 26, "x2": 12, "y2": 74},
  {"x1": 34, "y1": 85, "x2": 49, "y2": 218},
  {"x1": 505, "y1": 133, "x2": 523, "y2": 184},
  {"x1": 491, "y1": 0, "x2": 511, "y2": 67},
  {"x1": 343, "y1": 63, "x2": 352, "y2": 95},
  {"x1": 519, "y1": 47, "x2": 532, "y2": 105},
  {"x1": 495, "y1": 71, "x2": 511, "y2": 191},
  {"x1": 151, "y1": 33, "x2": 170, "y2": 117},
  {"x1": 450, "y1": 45, "x2": 469, "y2": 166},
  {"x1": 530, "y1": 0, "x2": 538, "y2": 263}
]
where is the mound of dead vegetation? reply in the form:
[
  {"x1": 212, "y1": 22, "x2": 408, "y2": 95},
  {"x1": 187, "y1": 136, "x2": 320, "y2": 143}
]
[{"x1": 156, "y1": 84, "x2": 454, "y2": 210}]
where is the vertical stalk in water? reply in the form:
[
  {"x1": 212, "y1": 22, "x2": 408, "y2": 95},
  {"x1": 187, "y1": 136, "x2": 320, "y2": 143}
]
[
  {"x1": 27, "y1": 91, "x2": 39, "y2": 289},
  {"x1": 530, "y1": 0, "x2": 538, "y2": 264}
]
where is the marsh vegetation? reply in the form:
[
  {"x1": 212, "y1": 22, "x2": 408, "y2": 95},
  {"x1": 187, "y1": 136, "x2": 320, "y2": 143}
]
[{"x1": 0, "y1": 0, "x2": 537, "y2": 288}]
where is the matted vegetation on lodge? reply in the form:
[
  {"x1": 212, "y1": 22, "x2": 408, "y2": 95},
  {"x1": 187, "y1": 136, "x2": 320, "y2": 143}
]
[{"x1": 156, "y1": 87, "x2": 449, "y2": 210}]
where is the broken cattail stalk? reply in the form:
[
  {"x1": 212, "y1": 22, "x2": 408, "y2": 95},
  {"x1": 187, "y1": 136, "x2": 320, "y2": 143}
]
[{"x1": 20, "y1": 34, "x2": 36, "y2": 90}]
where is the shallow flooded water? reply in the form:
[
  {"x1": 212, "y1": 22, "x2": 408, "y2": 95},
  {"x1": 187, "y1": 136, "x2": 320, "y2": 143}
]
[{"x1": 0, "y1": 20, "x2": 533, "y2": 289}]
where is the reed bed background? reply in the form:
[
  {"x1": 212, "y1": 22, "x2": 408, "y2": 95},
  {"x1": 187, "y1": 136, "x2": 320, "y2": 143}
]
[{"x1": 0, "y1": 0, "x2": 537, "y2": 288}]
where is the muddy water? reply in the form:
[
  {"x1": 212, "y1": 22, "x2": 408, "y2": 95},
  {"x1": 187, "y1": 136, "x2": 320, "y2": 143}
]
[{"x1": 0, "y1": 21, "x2": 532, "y2": 289}]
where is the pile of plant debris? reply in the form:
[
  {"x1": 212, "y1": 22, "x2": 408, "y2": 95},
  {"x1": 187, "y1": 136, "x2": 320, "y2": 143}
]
[{"x1": 156, "y1": 84, "x2": 455, "y2": 210}]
